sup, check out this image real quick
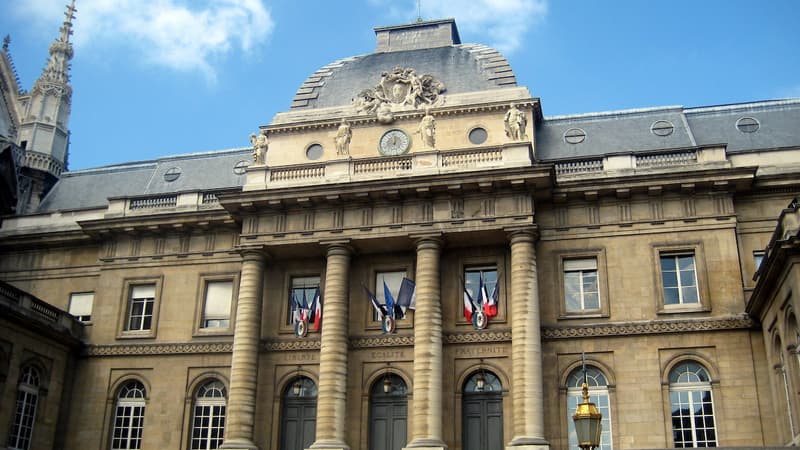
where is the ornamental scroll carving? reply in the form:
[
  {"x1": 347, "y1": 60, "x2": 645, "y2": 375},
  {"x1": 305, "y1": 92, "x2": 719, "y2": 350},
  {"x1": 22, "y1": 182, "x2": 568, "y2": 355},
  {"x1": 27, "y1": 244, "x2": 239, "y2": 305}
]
[{"x1": 353, "y1": 66, "x2": 445, "y2": 121}]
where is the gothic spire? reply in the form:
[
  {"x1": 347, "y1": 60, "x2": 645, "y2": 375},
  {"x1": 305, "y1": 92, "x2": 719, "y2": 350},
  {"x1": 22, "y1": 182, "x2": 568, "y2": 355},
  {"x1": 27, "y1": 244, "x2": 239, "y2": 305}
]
[{"x1": 39, "y1": 0, "x2": 76, "y2": 85}]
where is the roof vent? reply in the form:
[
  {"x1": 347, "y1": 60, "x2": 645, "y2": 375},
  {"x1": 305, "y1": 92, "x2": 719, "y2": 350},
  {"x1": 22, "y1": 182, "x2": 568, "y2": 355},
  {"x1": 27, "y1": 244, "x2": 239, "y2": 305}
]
[
  {"x1": 564, "y1": 128, "x2": 586, "y2": 144},
  {"x1": 651, "y1": 120, "x2": 674, "y2": 137},
  {"x1": 163, "y1": 167, "x2": 181, "y2": 182},
  {"x1": 374, "y1": 19, "x2": 461, "y2": 52},
  {"x1": 736, "y1": 117, "x2": 759, "y2": 133}
]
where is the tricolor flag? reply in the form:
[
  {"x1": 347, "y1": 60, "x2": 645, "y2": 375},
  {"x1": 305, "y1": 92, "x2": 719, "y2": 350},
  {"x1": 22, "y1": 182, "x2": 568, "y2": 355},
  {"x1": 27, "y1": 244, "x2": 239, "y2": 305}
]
[
  {"x1": 364, "y1": 285, "x2": 387, "y2": 319},
  {"x1": 397, "y1": 277, "x2": 416, "y2": 313},
  {"x1": 383, "y1": 281, "x2": 398, "y2": 318},
  {"x1": 463, "y1": 283, "x2": 476, "y2": 322},
  {"x1": 310, "y1": 288, "x2": 322, "y2": 331},
  {"x1": 485, "y1": 283, "x2": 498, "y2": 318},
  {"x1": 290, "y1": 290, "x2": 299, "y2": 324}
]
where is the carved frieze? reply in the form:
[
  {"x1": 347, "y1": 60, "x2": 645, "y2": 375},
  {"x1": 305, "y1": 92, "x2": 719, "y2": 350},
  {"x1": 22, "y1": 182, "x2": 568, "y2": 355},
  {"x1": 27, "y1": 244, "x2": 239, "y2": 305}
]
[
  {"x1": 85, "y1": 342, "x2": 232, "y2": 356},
  {"x1": 353, "y1": 66, "x2": 445, "y2": 120}
]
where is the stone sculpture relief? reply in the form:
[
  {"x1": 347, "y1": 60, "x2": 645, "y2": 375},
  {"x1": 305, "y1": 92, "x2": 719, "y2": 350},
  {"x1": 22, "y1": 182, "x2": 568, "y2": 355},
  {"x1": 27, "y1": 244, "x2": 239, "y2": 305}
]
[
  {"x1": 353, "y1": 66, "x2": 445, "y2": 123},
  {"x1": 249, "y1": 130, "x2": 268, "y2": 165},
  {"x1": 417, "y1": 107, "x2": 436, "y2": 149},
  {"x1": 504, "y1": 104, "x2": 528, "y2": 141},
  {"x1": 335, "y1": 120, "x2": 352, "y2": 156}
]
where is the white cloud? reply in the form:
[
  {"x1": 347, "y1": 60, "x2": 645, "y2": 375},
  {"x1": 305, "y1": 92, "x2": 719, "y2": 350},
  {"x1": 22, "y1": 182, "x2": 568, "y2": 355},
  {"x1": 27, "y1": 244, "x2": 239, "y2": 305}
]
[
  {"x1": 9, "y1": 0, "x2": 274, "y2": 82},
  {"x1": 369, "y1": 0, "x2": 547, "y2": 54}
]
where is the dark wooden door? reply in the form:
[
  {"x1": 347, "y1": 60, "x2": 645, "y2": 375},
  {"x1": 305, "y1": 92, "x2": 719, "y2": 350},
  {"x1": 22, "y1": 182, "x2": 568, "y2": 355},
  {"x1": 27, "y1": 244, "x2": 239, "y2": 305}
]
[
  {"x1": 369, "y1": 374, "x2": 408, "y2": 450},
  {"x1": 462, "y1": 371, "x2": 503, "y2": 450},
  {"x1": 280, "y1": 377, "x2": 317, "y2": 450}
]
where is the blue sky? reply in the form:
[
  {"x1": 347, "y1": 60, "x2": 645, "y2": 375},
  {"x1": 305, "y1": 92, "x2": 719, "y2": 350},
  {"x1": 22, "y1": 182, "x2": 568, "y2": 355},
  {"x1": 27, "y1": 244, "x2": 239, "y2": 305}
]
[{"x1": 2, "y1": 0, "x2": 798, "y2": 170}]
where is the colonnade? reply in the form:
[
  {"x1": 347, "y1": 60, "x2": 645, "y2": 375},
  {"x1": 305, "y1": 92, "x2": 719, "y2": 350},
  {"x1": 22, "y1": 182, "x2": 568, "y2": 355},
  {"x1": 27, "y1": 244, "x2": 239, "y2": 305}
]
[{"x1": 220, "y1": 229, "x2": 548, "y2": 450}]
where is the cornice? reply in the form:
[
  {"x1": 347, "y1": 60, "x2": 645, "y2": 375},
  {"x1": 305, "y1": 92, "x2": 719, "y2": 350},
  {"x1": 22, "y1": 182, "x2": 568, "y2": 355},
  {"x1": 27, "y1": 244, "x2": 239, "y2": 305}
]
[
  {"x1": 84, "y1": 342, "x2": 232, "y2": 357},
  {"x1": 350, "y1": 334, "x2": 415, "y2": 348},
  {"x1": 263, "y1": 338, "x2": 321, "y2": 351},
  {"x1": 80, "y1": 316, "x2": 755, "y2": 357},
  {"x1": 542, "y1": 315, "x2": 756, "y2": 340},
  {"x1": 265, "y1": 100, "x2": 539, "y2": 135},
  {"x1": 445, "y1": 329, "x2": 512, "y2": 344}
]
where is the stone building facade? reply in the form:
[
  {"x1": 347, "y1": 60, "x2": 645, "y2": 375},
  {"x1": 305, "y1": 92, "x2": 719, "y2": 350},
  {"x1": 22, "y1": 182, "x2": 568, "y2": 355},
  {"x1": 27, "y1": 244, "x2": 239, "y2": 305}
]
[{"x1": 1, "y1": 11, "x2": 800, "y2": 450}]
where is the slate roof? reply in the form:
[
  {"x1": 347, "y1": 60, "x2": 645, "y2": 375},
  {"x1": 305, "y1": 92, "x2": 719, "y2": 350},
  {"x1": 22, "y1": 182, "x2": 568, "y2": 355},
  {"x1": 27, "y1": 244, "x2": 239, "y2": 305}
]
[
  {"x1": 37, "y1": 148, "x2": 251, "y2": 213},
  {"x1": 535, "y1": 99, "x2": 800, "y2": 161},
  {"x1": 289, "y1": 44, "x2": 517, "y2": 110}
]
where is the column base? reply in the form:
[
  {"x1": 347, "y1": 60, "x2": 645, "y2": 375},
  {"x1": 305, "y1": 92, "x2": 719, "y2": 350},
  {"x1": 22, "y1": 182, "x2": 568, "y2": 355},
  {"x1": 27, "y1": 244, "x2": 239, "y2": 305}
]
[
  {"x1": 404, "y1": 437, "x2": 447, "y2": 450},
  {"x1": 308, "y1": 439, "x2": 350, "y2": 450},
  {"x1": 220, "y1": 438, "x2": 259, "y2": 450},
  {"x1": 506, "y1": 436, "x2": 549, "y2": 450}
]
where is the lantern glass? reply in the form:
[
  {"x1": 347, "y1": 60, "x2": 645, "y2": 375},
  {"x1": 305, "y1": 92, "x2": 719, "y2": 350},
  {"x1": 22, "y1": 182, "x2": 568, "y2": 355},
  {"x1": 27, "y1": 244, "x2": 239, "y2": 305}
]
[
  {"x1": 292, "y1": 380, "x2": 301, "y2": 396},
  {"x1": 383, "y1": 375, "x2": 392, "y2": 393},
  {"x1": 476, "y1": 372, "x2": 486, "y2": 391}
]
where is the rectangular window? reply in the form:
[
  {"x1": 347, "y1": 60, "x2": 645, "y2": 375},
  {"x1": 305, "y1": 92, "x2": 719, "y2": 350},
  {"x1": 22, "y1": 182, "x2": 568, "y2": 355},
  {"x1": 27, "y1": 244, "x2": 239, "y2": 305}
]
[
  {"x1": 563, "y1": 258, "x2": 599, "y2": 312},
  {"x1": 201, "y1": 280, "x2": 233, "y2": 329},
  {"x1": 288, "y1": 276, "x2": 320, "y2": 324},
  {"x1": 753, "y1": 251, "x2": 765, "y2": 275},
  {"x1": 69, "y1": 292, "x2": 94, "y2": 322},
  {"x1": 374, "y1": 271, "x2": 407, "y2": 321},
  {"x1": 126, "y1": 285, "x2": 155, "y2": 331},
  {"x1": 463, "y1": 266, "x2": 497, "y2": 315},
  {"x1": 660, "y1": 253, "x2": 699, "y2": 306}
]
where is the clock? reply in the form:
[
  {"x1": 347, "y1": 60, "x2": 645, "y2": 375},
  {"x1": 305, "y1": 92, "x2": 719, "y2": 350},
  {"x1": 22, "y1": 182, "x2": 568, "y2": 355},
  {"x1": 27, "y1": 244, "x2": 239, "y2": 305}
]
[{"x1": 378, "y1": 129, "x2": 411, "y2": 156}]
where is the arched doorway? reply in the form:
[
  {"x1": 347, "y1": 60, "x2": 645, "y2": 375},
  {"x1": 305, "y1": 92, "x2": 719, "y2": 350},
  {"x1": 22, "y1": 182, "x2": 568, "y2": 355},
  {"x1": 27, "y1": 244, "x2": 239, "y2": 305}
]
[
  {"x1": 280, "y1": 376, "x2": 317, "y2": 450},
  {"x1": 369, "y1": 373, "x2": 408, "y2": 450},
  {"x1": 462, "y1": 370, "x2": 503, "y2": 450}
]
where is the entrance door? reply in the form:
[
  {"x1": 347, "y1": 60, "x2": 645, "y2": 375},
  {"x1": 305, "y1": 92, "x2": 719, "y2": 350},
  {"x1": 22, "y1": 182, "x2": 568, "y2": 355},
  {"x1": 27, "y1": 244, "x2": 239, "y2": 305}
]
[
  {"x1": 462, "y1": 371, "x2": 503, "y2": 450},
  {"x1": 369, "y1": 374, "x2": 408, "y2": 450},
  {"x1": 280, "y1": 377, "x2": 317, "y2": 450}
]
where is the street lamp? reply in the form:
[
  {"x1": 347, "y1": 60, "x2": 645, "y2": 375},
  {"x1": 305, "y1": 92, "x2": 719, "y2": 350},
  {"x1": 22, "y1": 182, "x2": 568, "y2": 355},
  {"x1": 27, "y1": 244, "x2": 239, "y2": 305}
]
[{"x1": 572, "y1": 354, "x2": 602, "y2": 449}]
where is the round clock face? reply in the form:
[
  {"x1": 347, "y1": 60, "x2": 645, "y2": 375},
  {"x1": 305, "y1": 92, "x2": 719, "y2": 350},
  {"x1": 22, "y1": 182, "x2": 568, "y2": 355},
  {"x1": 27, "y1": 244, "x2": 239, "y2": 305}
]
[{"x1": 379, "y1": 129, "x2": 411, "y2": 156}]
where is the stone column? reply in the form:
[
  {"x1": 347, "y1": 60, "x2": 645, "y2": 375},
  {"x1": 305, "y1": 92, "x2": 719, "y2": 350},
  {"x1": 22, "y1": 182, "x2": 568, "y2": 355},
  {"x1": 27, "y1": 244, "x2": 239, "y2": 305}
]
[
  {"x1": 507, "y1": 229, "x2": 549, "y2": 450},
  {"x1": 310, "y1": 242, "x2": 352, "y2": 450},
  {"x1": 222, "y1": 249, "x2": 267, "y2": 450},
  {"x1": 405, "y1": 236, "x2": 446, "y2": 450}
]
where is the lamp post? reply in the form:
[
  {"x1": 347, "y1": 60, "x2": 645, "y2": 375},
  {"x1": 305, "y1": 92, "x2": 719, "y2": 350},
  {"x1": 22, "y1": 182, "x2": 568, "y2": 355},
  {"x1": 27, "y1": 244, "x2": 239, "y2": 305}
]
[{"x1": 572, "y1": 353, "x2": 602, "y2": 449}]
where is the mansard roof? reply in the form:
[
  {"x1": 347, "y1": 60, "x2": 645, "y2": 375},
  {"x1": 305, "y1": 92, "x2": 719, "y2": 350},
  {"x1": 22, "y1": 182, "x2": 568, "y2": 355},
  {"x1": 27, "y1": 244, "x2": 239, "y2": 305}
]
[
  {"x1": 535, "y1": 98, "x2": 800, "y2": 161},
  {"x1": 288, "y1": 18, "x2": 516, "y2": 111},
  {"x1": 37, "y1": 148, "x2": 250, "y2": 213}
]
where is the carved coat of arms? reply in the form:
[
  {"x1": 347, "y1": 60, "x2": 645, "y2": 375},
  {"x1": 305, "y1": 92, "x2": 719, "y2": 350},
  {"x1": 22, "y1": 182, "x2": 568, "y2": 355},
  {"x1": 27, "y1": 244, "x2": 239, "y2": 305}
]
[{"x1": 353, "y1": 66, "x2": 445, "y2": 119}]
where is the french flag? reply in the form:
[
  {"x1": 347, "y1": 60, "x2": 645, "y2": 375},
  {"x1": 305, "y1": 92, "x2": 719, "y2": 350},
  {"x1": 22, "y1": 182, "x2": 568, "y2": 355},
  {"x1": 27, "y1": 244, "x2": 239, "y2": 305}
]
[
  {"x1": 396, "y1": 277, "x2": 416, "y2": 313},
  {"x1": 463, "y1": 284, "x2": 476, "y2": 322},
  {"x1": 310, "y1": 288, "x2": 322, "y2": 331},
  {"x1": 485, "y1": 284, "x2": 498, "y2": 318},
  {"x1": 365, "y1": 285, "x2": 386, "y2": 319}
]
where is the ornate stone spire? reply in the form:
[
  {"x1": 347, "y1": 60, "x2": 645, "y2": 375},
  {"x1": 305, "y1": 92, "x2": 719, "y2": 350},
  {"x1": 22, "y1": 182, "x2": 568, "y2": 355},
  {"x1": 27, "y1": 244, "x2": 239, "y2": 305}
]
[
  {"x1": 39, "y1": 0, "x2": 76, "y2": 85},
  {"x1": 15, "y1": 1, "x2": 77, "y2": 213}
]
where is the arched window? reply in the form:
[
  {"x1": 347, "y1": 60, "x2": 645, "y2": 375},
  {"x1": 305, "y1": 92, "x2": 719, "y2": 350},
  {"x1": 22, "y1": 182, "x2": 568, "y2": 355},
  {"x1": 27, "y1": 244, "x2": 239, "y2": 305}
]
[
  {"x1": 567, "y1": 366, "x2": 612, "y2": 450},
  {"x1": 668, "y1": 362, "x2": 717, "y2": 447},
  {"x1": 111, "y1": 380, "x2": 146, "y2": 450},
  {"x1": 7, "y1": 365, "x2": 41, "y2": 450},
  {"x1": 191, "y1": 380, "x2": 227, "y2": 450},
  {"x1": 462, "y1": 370, "x2": 503, "y2": 450}
]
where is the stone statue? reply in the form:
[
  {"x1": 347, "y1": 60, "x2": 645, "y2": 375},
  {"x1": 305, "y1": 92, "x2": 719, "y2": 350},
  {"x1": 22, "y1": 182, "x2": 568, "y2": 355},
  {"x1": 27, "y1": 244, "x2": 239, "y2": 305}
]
[
  {"x1": 249, "y1": 130, "x2": 268, "y2": 165},
  {"x1": 504, "y1": 104, "x2": 528, "y2": 141},
  {"x1": 417, "y1": 108, "x2": 436, "y2": 149},
  {"x1": 376, "y1": 102, "x2": 395, "y2": 124},
  {"x1": 335, "y1": 120, "x2": 352, "y2": 156}
]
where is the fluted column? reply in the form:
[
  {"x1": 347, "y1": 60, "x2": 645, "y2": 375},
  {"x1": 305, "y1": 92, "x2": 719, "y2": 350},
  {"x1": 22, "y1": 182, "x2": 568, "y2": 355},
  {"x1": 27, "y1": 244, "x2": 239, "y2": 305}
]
[
  {"x1": 507, "y1": 229, "x2": 549, "y2": 449},
  {"x1": 406, "y1": 236, "x2": 446, "y2": 449},
  {"x1": 310, "y1": 242, "x2": 353, "y2": 450},
  {"x1": 222, "y1": 249, "x2": 267, "y2": 450}
]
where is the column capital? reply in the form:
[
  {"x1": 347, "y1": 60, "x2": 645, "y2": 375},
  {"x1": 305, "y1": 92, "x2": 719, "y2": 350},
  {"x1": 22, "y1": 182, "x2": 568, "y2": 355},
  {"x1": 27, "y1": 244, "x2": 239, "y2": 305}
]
[
  {"x1": 410, "y1": 233, "x2": 444, "y2": 252},
  {"x1": 506, "y1": 226, "x2": 538, "y2": 244},
  {"x1": 320, "y1": 239, "x2": 354, "y2": 257},
  {"x1": 238, "y1": 247, "x2": 269, "y2": 262}
]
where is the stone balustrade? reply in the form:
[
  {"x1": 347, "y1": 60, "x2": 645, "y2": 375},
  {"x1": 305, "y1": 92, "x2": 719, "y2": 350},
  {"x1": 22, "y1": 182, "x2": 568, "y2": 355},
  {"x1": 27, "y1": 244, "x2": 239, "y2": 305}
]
[
  {"x1": 244, "y1": 144, "x2": 531, "y2": 191},
  {"x1": 105, "y1": 191, "x2": 227, "y2": 218}
]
